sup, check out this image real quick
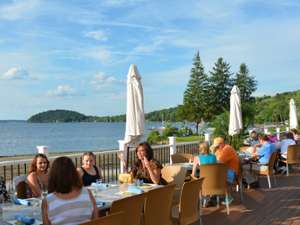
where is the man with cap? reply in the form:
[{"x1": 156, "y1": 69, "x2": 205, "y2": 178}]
[{"x1": 211, "y1": 137, "x2": 239, "y2": 183}]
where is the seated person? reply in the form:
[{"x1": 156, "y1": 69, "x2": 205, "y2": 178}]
[
  {"x1": 211, "y1": 137, "x2": 239, "y2": 184},
  {"x1": 291, "y1": 128, "x2": 300, "y2": 144},
  {"x1": 192, "y1": 142, "x2": 216, "y2": 178},
  {"x1": 42, "y1": 157, "x2": 98, "y2": 225},
  {"x1": 77, "y1": 152, "x2": 102, "y2": 186},
  {"x1": 27, "y1": 154, "x2": 49, "y2": 197},
  {"x1": 244, "y1": 130, "x2": 259, "y2": 146},
  {"x1": 0, "y1": 176, "x2": 9, "y2": 202},
  {"x1": 267, "y1": 133, "x2": 278, "y2": 143},
  {"x1": 252, "y1": 134, "x2": 275, "y2": 166},
  {"x1": 131, "y1": 142, "x2": 167, "y2": 185},
  {"x1": 280, "y1": 132, "x2": 296, "y2": 159}
]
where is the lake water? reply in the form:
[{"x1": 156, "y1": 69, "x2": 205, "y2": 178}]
[{"x1": 0, "y1": 121, "x2": 163, "y2": 156}]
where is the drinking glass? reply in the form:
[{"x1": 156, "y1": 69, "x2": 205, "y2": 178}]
[
  {"x1": 41, "y1": 184, "x2": 48, "y2": 199},
  {"x1": 96, "y1": 178, "x2": 103, "y2": 184}
]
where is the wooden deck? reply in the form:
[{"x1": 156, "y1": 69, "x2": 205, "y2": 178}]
[{"x1": 202, "y1": 169, "x2": 300, "y2": 225}]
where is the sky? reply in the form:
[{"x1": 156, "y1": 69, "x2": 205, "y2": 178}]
[{"x1": 0, "y1": 0, "x2": 300, "y2": 120}]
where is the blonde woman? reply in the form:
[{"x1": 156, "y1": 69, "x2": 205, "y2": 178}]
[{"x1": 192, "y1": 142, "x2": 217, "y2": 178}]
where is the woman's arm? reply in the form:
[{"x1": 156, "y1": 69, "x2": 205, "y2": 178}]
[
  {"x1": 192, "y1": 156, "x2": 200, "y2": 178},
  {"x1": 77, "y1": 168, "x2": 83, "y2": 178},
  {"x1": 143, "y1": 158, "x2": 161, "y2": 184},
  {"x1": 87, "y1": 189, "x2": 98, "y2": 219},
  {"x1": 27, "y1": 173, "x2": 41, "y2": 197},
  {"x1": 42, "y1": 198, "x2": 51, "y2": 225}
]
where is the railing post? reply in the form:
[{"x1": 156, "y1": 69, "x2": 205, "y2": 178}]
[
  {"x1": 118, "y1": 140, "x2": 127, "y2": 173},
  {"x1": 286, "y1": 127, "x2": 289, "y2": 132},
  {"x1": 169, "y1": 136, "x2": 176, "y2": 165},
  {"x1": 264, "y1": 128, "x2": 268, "y2": 134},
  {"x1": 36, "y1": 145, "x2": 49, "y2": 157},
  {"x1": 204, "y1": 133, "x2": 210, "y2": 145},
  {"x1": 276, "y1": 127, "x2": 280, "y2": 141}
]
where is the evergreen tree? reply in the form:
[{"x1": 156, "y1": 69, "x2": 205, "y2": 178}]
[
  {"x1": 234, "y1": 63, "x2": 257, "y2": 102},
  {"x1": 209, "y1": 57, "x2": 233, "y2": 114},
  {"x1": 180, "y1": 51, "x2": 209, "y2": 134}
]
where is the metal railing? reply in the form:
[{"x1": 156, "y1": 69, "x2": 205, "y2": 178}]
[{"x1": 0, "y1": 141, "x2": 200, "y2": 185}]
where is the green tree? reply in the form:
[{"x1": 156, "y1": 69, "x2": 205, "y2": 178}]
[
  {"x1": 209, "y1": 57, "x2": 233, "y2": 114},
  {"x1": 234, "y1": 63, "x2": 257, "y2": 102},
  {"x1": 179, "y1": 51, "x2": 210, "y2": 134}
]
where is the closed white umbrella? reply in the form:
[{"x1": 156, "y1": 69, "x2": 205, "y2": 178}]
[
  {"x1": 229, "y1": 85, "x2": 243, "y2": 136},
  {"x1": 122, "y1": 64, "x2": 145, "y2": 171},
  {"x1": 289, "y1": 98, "x2": 298, "y2": 129}
]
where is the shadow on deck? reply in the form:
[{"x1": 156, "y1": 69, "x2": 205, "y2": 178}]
[{"x1": 202, "y1": 169, "x2": 300, "y2": 225}]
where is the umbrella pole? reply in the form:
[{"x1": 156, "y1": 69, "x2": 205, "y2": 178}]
[{"x1": 125, "y1": 146, "x2": 130, "y2": 173}]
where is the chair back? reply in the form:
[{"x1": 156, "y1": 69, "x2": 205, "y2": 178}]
[
  {"x1": 143, "y1": 184, "x2": 175, "y2": 225},
  {"x1": 13, "y1": 175, "x2": 27, "y2": 199},
  {"x1": 79, "y1": 212, "x2": 124, "y2": 225},
  {"x1": 178, "y1": 178, "x2": 203, "y2": 225},
  {"x1": 161, "y1": 165, "x2": 187, "y2": 188},
  {"x1": 268, "y1": 151, "x2": 278, "y2": 174},
  {"x1": 110, "y1": 193, "x2": 145, "y2": 225},
  {"x1": 286, "y1": 145, "x2": 300, "y2": 164},
  {"x1": 171, "y1": 153, "x2": 193, "y2": 164},
  {"x1": 200, "y1": 163, "x2": 227, "y2": 196}
]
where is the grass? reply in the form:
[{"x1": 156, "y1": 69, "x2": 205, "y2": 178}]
[{"x1": 176, "y1": 135, "x2": 203, "y2": 142}]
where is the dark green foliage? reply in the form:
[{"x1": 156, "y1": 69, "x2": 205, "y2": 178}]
[
  {"x1": 212, "y1": 110, "x2": 230, "y2": 140},
  {"x1": 28, "y1": 110, "x2": 87, "y2": 123},
  {"x1": 234, "y1": 63, "x2": 257, "y2": 102},
  {"x1": 255, "y1": 90, "x2": 300, "y2": 124},
  {"x1": 161, "y1": 123, "x2": 179, "y2": 139},
  {"x1": 146, "y1": 107, "x2": 178, "y2": 122},
  {"x1": 147, "y1": 130, "x2": 162, "y2": 144},
  {"x1": 209, "y1": 57, "x2": 233, "y2": 113},
  {"x1": 180, "y1": 51, "x2": 210, "y2": 134}
]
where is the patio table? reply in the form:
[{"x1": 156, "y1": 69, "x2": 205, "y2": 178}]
[
  {"x1": 89, "y1": 183, "x2": 162, "y2": 210},
  {"x1": 0, "y1": 198, "x2": 42, "y2": 225}
]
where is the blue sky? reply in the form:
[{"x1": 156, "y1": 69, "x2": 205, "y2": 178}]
[{"x1": 0, "y1": 0, "x2": 300, "y2": 119}]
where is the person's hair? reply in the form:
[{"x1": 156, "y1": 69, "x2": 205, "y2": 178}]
[
  {"x1": 135, "y1": 142, "x2": 154, "y2": 161},
  {"x1": 48, "y1": 157, "x2": 82, "y2": 194},
  {"x1": 291, "y1": 128, "x2": 299, "y2": 135},
  {"x1": 258, "y1": 134, "x2": 269, "y2": 141},
  {"x1": 29, "y1": 154, "x2": 49, "y2": 174},
  {"x1": 82, "y1": 152, "x2": 96, "y2": 160},
  {"x1": 285, "y1": 132, "x2": 294, "y2": 140},
  {"x1": 199, "y1": 142, "x2": 210, "y2": 155},
  {"x1": 251, "y1": 130, "x2": 257, "y2": 135}
]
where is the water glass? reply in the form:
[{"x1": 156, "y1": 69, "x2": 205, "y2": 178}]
[
  {"x1": 41, "y1": 184, "x2": 48, "y2": 199},
  {"x1": 96, "y1": 179, "x2": 103, "y2": 184}
]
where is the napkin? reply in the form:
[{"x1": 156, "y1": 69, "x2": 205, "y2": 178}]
[
  {"x1": 14, "y1": 198, "x2": 31, "y2": 206},
  {"x1": 127, "y1": 185, "x2": 144, "y2": 194},
  {"x1": 15, "y1": 215, "x2": 35, "y2": 225},
  {"x1": 91, "y1": 183, "x2": 109, "y2": 190}
]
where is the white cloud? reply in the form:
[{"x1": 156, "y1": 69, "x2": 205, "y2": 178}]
[
  {"x1": 84, "y1": 30, "x2": 108, "y2": 41},
  {"x1": 84, "y1": 47, "x2": 112, "y2": 63},
  {"x1": 90, "y1": 72, "x2": 118, "y2": 90},
  {"x1": 0, "y1": 0, "x2": 40, "y2": 21},
  {"x1": 1, "y1": 67, "x2": 30, "y2": 80},
  {"x1": 47, "y1": 85, "x2": 76, "y2": 97}
]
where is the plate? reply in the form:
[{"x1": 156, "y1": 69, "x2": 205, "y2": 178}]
[{"x1": 7, "y1": 219, "x2": 42, "y2": 225}]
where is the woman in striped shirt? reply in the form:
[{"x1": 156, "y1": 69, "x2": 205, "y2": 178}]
[{"x1": 42, "y1": 157, "x2": 98, "y2": 225}]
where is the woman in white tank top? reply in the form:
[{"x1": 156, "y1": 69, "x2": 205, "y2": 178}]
[{"x1": 42, "y1": 157, "x2": 98, "y2": 225}]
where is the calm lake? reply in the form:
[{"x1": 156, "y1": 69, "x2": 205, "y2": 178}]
[{"x1": 0, "y1": 121, "x2": 163, "y2": 156}]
